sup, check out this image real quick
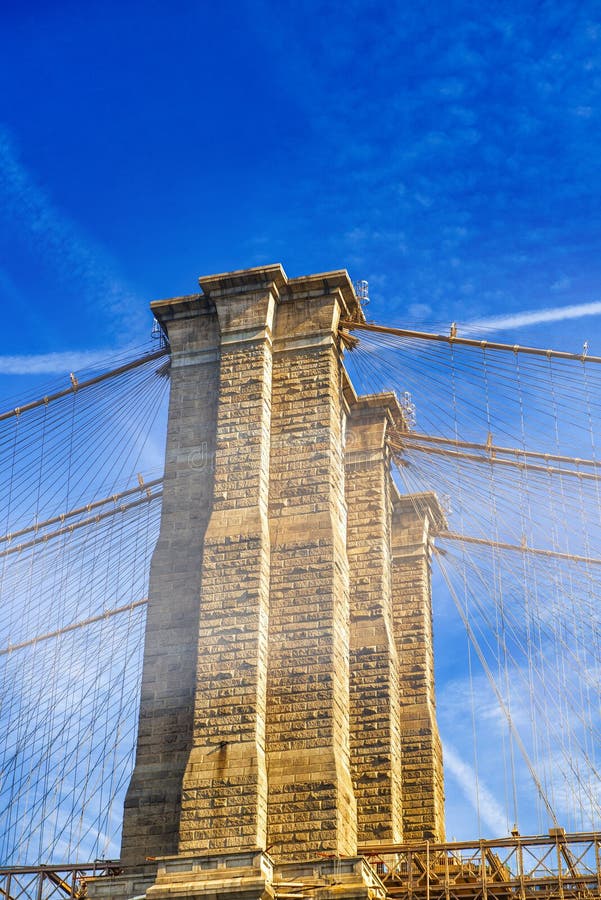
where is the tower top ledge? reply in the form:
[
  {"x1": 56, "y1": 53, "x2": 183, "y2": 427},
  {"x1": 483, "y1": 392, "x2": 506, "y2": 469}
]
[{"x1": 150, "y1": 264, "x2": 365, "y2": 325}]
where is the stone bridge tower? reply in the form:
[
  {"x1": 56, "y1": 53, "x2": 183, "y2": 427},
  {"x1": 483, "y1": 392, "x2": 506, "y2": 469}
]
[{"x1": 89, "y1": 265, "x2": 445, "y2": 900}]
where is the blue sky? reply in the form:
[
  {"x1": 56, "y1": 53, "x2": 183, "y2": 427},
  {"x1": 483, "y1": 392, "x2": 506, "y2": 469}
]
[
  {"x1": 2, "y1": 0, "x2": 601, "y2": 365},
  {"x1": 2, "y1": 0, "x2": 601, "y2": 854}
]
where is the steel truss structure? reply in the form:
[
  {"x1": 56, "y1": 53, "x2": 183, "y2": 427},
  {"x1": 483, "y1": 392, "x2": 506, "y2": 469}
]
[
  {"x1": 361, "y1": 833, "x2": 601, "y2": 900},
  {"x1": 0, "y1": 862, "x2": 121, "y2": 899},
  {"x1": 4, "y1": 834, "x2": 601, "y2": 900}
]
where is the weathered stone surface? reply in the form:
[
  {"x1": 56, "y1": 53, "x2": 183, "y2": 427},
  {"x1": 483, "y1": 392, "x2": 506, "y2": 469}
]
[
  {"x1": 120, "y1": 295, "x2": 221, "y2": 865},
  {"x1": 85, "y1": 867, "x2": 156, "y2": 900},
  {"x1": 391, "y1": 491, "x2": 446, "y2": 842},
  {"x1": 179, "y1": 269, "x2": 284, "y2": 855},
  {"x1": 274, "y1": 857, "x2": 387, "y2": 900},
  {"x1": 266, "y1": 274, "x2": 360, "y2": 861},
  {"x1": 146, "y1": 850, "x2": 275, "y2": 900},
  {"x1": 345, "y1": 395, "x2": 405, "y2": 845},
  {"x1": 105, "y1": 264, "x2": 446, "y2": 900}
]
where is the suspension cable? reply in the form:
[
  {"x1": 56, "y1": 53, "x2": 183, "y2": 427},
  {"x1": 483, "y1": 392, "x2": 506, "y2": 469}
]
[
  {"x1": 0, "y1": 348, "x2": 168, "y2": 424},
  {"x1": 0, "y1": 490, "x2": 163, "y2": 558},
  {"x1": 340, "y1": 320, "x2": 601, "y2": 363},
  {"x1": 0, "y1": 599, "x2": 149, "y2": 656},
  {"x1": 438, "y1": 531, "x2": 601, "y2": 566},
  {"x1": 0, "y1": 477, "x2": 163, "y2": 545}
]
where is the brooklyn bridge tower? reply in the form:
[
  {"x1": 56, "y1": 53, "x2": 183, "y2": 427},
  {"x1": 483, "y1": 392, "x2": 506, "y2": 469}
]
[{"x1": 88, "y1": 264, "x2": 445, "y2": 900}]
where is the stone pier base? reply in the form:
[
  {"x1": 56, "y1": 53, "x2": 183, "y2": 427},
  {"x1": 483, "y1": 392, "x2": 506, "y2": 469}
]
[
  {"x1": 274, "y1": 857, "x2": 386, "y2": 900},
  {"x1": 146, "y1": 850, "x2": 274, "y2": 900},
  {"x1": 85, "y1": 865, "x2": 156, "y2": 900},
  {"x1": 86, "y1": 853, "x2": 385, "y2": 900}
]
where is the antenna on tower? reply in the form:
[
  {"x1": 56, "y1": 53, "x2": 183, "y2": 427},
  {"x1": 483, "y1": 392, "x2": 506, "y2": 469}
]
[
  {"x1": 151, "y1": 318, "x2": 167, "y2": 348},
  {"x1": 354, "y1": 280, "x2": 370, "y2": 309},
  {"x1": 400, "y1": 390, "x2": 416, "y2": 429}
]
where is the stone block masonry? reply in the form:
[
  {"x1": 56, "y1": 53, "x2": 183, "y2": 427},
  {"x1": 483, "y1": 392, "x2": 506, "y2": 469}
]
[
  {"x1": 346, "y1": 395, "x2": 406, "y2": 846},
  {"x1": 97, "y1": 264, "x2": 446, "y2": 900},
  {"x1": 266, "y1": 275, "x2": 358, "y2": 860},
  {"x1": 178, "y1": 269, "x2": 282, "y2": 856},
  {"x1": 120, "y1": 295, "x2": 221, "y2": 866},
  {"x1": 391, "y1": 492, "x2": 446, "y2": 842}
]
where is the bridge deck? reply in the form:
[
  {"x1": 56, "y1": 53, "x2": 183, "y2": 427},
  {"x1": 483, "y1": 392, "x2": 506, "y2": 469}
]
[{"x1": 2, "y1": 834, "x2": 600, "y2": 900}]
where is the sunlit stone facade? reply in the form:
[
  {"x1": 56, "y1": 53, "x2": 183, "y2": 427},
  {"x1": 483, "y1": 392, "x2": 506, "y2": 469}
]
[{"x1": 88, "y1": 264, "x2": 444, "y2": 900}]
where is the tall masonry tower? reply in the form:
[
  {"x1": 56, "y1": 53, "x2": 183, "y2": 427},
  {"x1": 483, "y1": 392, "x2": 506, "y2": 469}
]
[{"x1": 88, "y1": 265, "x2": 445, "y2": 900}]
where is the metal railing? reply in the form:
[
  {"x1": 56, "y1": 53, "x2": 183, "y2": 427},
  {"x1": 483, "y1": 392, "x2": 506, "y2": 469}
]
[
  {"x1": 360, "y1": 832, "x2": 601, "y2": 900},
  {"x1": 0, "y1": 862, "x2": 121, "y2": 899},
  {"x1": 4, "y1": 833, "x2": 601, "y2": 900}
]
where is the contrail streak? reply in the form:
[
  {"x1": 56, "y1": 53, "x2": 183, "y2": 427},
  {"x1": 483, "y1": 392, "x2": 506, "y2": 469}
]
[
  {"x1": 443, "y1": 742, "x2": 507, "y2": 835},
  {"x1": 0, "y1": 351, "x2": 116, "y2": 375},
  {"x1": 0, "y1": 126, "x2": 143, "y2": 336},
  {"x1": 465, "y1": 301, "x2": 601, "y2": 333}
]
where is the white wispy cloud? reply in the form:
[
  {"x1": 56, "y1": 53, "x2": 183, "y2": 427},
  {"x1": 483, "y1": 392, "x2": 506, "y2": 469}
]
[
  {"x1": 463, "y1": 301, "x2": 601, "y2": 333},
  {"x1": 0, "y1": 350, "x2": 117, "y2": 375},
  {"x1": 443, "y1": 741, "x2": 508, "y2": 835},
  {"x1": 408, "y1": 302, "x2": 433, "y2": 321},
  {"x1": 0, "y1": 126, "x2": 144, "y2": 338}
]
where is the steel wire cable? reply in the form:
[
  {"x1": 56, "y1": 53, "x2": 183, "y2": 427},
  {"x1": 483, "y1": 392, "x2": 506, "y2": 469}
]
[
  {"x1": 0, "y1": 345, "x2": 167, "y2": 864},
  {"x1": 346, "y1": 326, "x2": 601, "y2": 833}
]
